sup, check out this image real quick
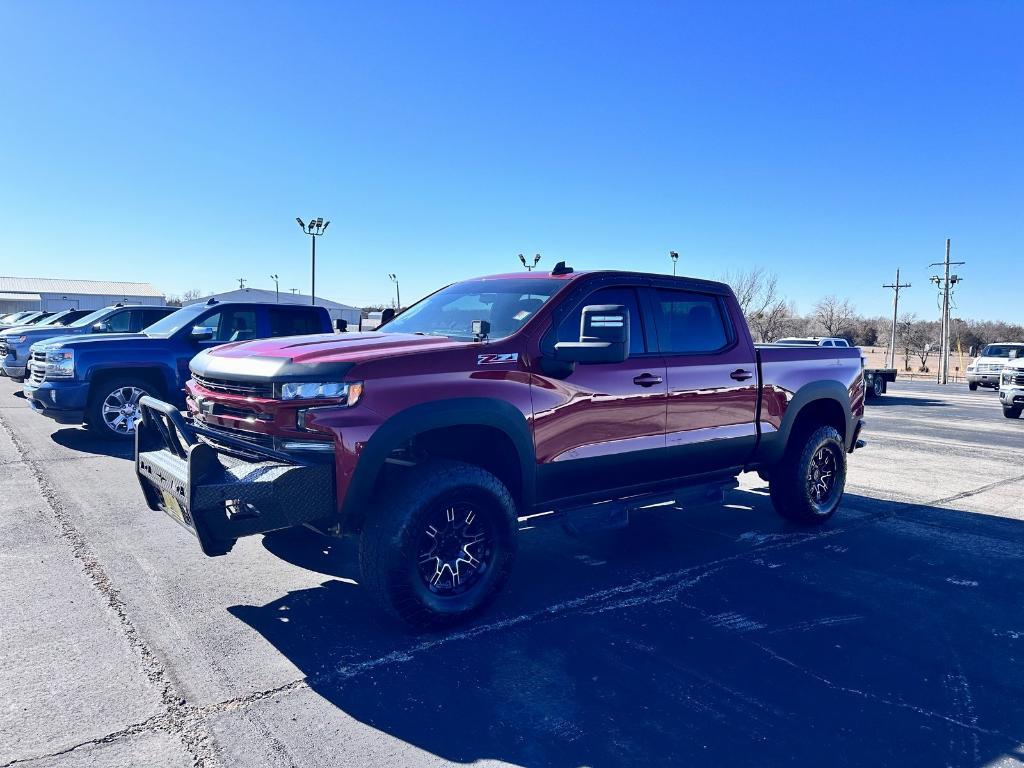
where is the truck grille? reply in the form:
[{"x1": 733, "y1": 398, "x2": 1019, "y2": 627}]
[
  {"x1": 1006, "y1": 373, "x2": 1024, "y2": 386},
  {"x1": 28, "y1": 351, "x2": 46, "y2": 384},
  {"x1": 192, "y1": 375, "x2": 274, "y2": 399},
  {"x1": 978, "y1": 363, "x2": 1004, "y2": 373}
]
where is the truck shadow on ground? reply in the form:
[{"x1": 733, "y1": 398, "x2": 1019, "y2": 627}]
[
  {"x1": 867, "y1": 395, "x2": 950, "y2": 407},
  {"x1": 233, "y1": 491, "x2": 1024, "y2": 767},
  {"x1": 49, "y1": 427, "x2": 134, "y2": 459}
]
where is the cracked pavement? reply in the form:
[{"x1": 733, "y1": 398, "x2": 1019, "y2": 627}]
[{"x1": 1, "y1": 378, "x2": 1023, "y2": 767}]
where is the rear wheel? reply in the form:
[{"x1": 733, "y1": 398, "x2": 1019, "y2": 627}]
[
  {"x1": 359, "y1": 459, "x2": 518, "y2": 628},
  {"x1": 86, "y1": 377, "x2": 157, "y2": 440},
  {"x1": 969, "y1": 382, "x2": 978, "y2": 391},
  {"x1": 870, "y1": 377, "x2": 884, "y2": 398},
  {"x1": 1003, "y1": 406, "x2": 1022, "y2": 419},
  {"x1": 769, "y1": 425, "x2": 846, "y2": 525}
]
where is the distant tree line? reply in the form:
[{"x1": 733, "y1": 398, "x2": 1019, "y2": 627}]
[{"x1": 724, "y1": 269, "x2": 1023, "y2": 372}]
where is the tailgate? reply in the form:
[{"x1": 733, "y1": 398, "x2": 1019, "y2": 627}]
[{"x1": 135, "y1": 396, "x2": 335, "y2": 556}]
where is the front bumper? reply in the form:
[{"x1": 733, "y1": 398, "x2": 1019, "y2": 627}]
[
  {"x1": 2, "y1": 364, "x2": 26, "y2": 379},
  {"x1": 135, "y1": 397, "x2": 336, "y2": 557},
  {"x1": 1000, "y1": 387, "x2": 1024, "y2": 406},
  {"x1": 967, "y1": 372, "x2": 1001, "y2": 386},
  {"x1": 23, "y1": 379, "x2": 90, "y2": 424}
]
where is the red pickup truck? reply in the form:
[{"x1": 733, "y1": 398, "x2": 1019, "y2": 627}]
[{"x1": 136, "y1": 265, "x2": 865, "y2": 627}]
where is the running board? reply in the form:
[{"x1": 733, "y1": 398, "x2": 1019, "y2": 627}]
[{"x1": 560, "y1": 479, "x2": 739, "y2": 536}]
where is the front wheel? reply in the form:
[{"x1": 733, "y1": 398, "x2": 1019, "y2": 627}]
[
  {"x1": 86, "y1": 377, "x2": 158, "y2": 440},
  {"x1": 359, "y1": 459, "x2": 518, "y2": 628},
  {"x1": 968, "y1": 382, "x2": 978, "y2": 391},
  {"x1": 1004, "y1": 406, "x2": 1023, "y2": 419},
  {"x1": 769, "y1": 425, "x2": 847, "y2": 525}
]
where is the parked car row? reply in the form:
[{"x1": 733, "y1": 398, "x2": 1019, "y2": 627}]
[
  {"x1": 967, "y1": 342, "x2": 1024, "y2": 391},
  {"x1": 1, "y1": 301, "x2": 332, "y2": 439}
]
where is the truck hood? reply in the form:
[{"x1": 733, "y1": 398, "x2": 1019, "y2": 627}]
[
  {"x1": 12, "y1": 325, "x2": 95, "y2": 345},
  {"x1": 192, "y1": 332, "x2": 468, "y2": 381},
  {"x1": 47, "y1": 332, "x2": 151, "y2": 349}
]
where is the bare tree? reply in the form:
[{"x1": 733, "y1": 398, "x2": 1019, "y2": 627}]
[
  {"x1": 181, "y1": 289, "x2": 203, "y2": 303},
  {"x1": 895, "y1": 313, "x2": 916, "y2": 371},
  {"x1": 812, "y1": 295, "x2": 857, "y2": 339},
  {"x1": 723, "y1": 268, "x2": 790, "y2": 342}
]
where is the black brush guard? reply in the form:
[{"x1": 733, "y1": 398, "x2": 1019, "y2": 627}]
[{"x1": 135, "y1": 396, "x2": 335, "y2": 556}]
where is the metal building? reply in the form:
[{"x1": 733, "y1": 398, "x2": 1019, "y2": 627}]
[
  {"x1": 0, "y1": 276, "x2": 165, "y2": 315},
  {"x1": 187, "y1": 287, "x2": 362, "y2": 328}
]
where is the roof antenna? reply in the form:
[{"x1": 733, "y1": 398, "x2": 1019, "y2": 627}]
[{"x1": 551, "y1": 261, "x2": 573, "y2": 276}]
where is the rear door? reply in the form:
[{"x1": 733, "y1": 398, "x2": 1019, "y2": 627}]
[
  {"x1": 532, "y1": 281, "x2": 667, "y2": 502},
  {"x1": 650, "y1": 285, "x2": 759, "y2": 475}
]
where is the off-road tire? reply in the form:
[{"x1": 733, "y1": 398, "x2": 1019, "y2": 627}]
[
  {"x1": 86, "y1": 377, "x2": 158, "y2": 440},
  {"x1": 1003, "y1": 406, "x2": 1022, "y2": 419},
  {"x1": 359, "y1": 459, "x2": 518, "y2": 629},
  {"x1": 969, "y1": 382, "x2": 978, "y2": 391},
  {"x1": 769, "y1": 425, "x2": 846, "y2": 525}
]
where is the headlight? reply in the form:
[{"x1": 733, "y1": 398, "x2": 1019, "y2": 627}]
[
  {"x1": 967, "y1": 365, "x2": 976, "y2": 372},
  {"x1": 45, "y1": 349, "x2": 75, "y2": 379},
  {"x1": 279, "y1": 381, "x2": 363, "y2": 406},
  {"x1": 12, "y1": 335, "x2": 27, "y2": 344}
]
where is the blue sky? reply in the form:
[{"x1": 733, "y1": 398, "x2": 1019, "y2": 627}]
[{"x1": 1, "y1": 2, "x2": 1021, "y2": 320}]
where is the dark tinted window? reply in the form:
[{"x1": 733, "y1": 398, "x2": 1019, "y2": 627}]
[
  {"x1": 141, "y1": 308, "x2": 174, "y2": 328},
  {"x1": 196, "y1": 309, "x2": 259, "y2": 342},
  {"x1": 653, "y1": 289, "x2": 730, "y2": 354},
  {"x1": 270, "y1": 308, "x2": 324, "y2": 337},
  {"x1": 557, "y1": 286, "x2": 645, "y2": 356}
]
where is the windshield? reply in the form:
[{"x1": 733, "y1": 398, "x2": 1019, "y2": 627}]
[
  {"x1": 34, "y1": 312, "x2": 70, "y2": 327},
  {"x1": 981, "y1": 344, "x2": 1024, "y2": 358},
  {"x1": 1, "y1": 312, "x2": 33, "y2": 324},
  {"x1": 68, "y1": 307, "x2": 115, "y2": 328},
  {"x1": 382, "y1": 278, "x2": 564, "y2": 341},
  {"x1": 141, "y1": 304, "x2": 206, "y2": 337}
]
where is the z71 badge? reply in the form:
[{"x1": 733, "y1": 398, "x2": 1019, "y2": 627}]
[{"x1": 477, "y1": 353, "x2": 519, "y2": 365}]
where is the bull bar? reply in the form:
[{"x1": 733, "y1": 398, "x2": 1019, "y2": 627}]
[{"x1": 135, "y1": 396, "x2": 335, "y2": 556}]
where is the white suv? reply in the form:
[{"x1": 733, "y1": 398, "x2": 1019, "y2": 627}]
[
  {"x1": 999, "y1": 356, "x2": 1024, "y2": 419},
  {"x1": 967, "y1": 342, "x2": 1024, "y2": 391}
]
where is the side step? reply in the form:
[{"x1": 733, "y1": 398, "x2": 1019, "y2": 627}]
[{"x1": 560, "y1": 479, "x2": 738, "y2": 536}]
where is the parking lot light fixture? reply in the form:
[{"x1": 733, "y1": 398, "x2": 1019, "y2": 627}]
[
  {"x1": 669, "y1": 251, "x2": 679, "y2": 276},
  {"x1": 388, "y1": 273, "x2": 401, "y2": 310},
  {"x1": 270, "y1": 274, "x2": 280, "y2": 303},
  {"x1": 297, "y1": 216, "x2": 330, "y2": 305}
]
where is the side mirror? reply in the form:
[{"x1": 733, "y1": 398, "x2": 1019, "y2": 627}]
[
  {"x1": 554, "y1": 304, "x2": 629, "y2": 364},
  {"x1": 1011, "y1": 349, "x2": 1020, "y2": 359},
  {"x1": 190, "y1": 326, "x2": 215, "y2": 342},
  {"x1": 92, "y1": 322, "x2": 110, "y2": 333}
]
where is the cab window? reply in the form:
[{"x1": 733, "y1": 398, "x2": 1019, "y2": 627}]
[
  {"x1": 195, "y1": 310, "x2": 259, "y2": 342},
  {"x1": 652, "y1": 289, "x2": 731, "y2": 355}
]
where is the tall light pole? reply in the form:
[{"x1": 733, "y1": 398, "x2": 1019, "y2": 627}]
[
  {"x1": 882, "y1": 269, "x2": 911, "y2": 369},
  {"x1": 669, "y1": 251, "x2": 679, "y2": 276},
  {"x1": 388, "y1": 273, "x2": 401, "y2": 310},
  {"x1": 296, "y1": 217, "x2": 330, "y2": 305},
  {"x1": 518, "y1": 253, "x2": 541, "y2": 271},
  {"x1": 270, "y1": 274, "x2": 280, "y2": 303}
]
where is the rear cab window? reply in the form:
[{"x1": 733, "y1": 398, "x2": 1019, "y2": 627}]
[{"x1": 651, "y1": 288, "x2": 733, "y2": 355}]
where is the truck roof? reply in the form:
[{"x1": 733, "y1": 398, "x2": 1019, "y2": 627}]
[{"x1": 473, "y1": 268, "x2": 733, "y2": 295}]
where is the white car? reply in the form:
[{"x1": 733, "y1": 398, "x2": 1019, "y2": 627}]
[
  {"x1": 999, "y1": 356, "x2": 1024, "y2": 419},
  {"x1": 775, "y1": 337, "x2": 851, "y2": 348},
  {"x1": 966, "y1": 342, "x2": 1024, "y2": 391}
]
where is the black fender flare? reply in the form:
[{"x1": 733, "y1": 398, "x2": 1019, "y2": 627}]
[
  {"x1": 83, "y1": 364, "x2": 177, "y2": 402},
  {"x1": 758, "y1": 380, "x2": 854, "y2": 465},
  {"x1": 340, "y1": 398, "x2": 536, "y2": 524}
]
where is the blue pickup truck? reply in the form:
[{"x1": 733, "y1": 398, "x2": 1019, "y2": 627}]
[{"x1": 23, "y1": 300, "x2": 332, "y2": 440}]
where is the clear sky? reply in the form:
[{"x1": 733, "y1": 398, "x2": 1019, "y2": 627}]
[{"x1": 1, "y1": 2, "x2": 1021, "y2": 320}]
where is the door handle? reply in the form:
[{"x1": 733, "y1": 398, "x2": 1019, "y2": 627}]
[
  {"x1": 730, "y1": 369, "x2": 753, "y2": 381},
  {"x1": 633, "y1": 373, "x2": 663, "y2": 387}
]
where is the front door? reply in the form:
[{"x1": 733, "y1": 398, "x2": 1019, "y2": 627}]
[
  {"x1": 531, "y1": 284, "x2": 667, "y2": 504},
  {"x1": 649, "y1": 285, "x2": 759, "y2": 476}
]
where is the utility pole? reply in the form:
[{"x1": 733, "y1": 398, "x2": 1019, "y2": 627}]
[
  {"x1": 388, "y1": 273, "x2": 401, "y2": 310},
  {"x1": 669, "y1": 251, "x2": 679, "y2": 276},
  {"x1": 237, "y1": 278, "x2": 247, "y2": 290},
  {"x1": 296, "y1": 217, "x2": 331, "y2": 305},
  {"x1": 518, "y1": 253, "x2": 541, "y2": 271},
  {"x1": 882, "y1": 269, "x2": 911, "y2": 369},
  {"x1": 270, "y1": 274, "x2": 280, "y2": 303},
  {"x1": 289, "y1": 288, "x2": 299, "y2": 294},
  {"x1": 929, "y1": 238, "x2": 965, "y2": 385}
]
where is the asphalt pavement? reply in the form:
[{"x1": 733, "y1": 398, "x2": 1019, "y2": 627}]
[{"x1": 1, "y1": 377, "x2": 1023, "y2": 767}]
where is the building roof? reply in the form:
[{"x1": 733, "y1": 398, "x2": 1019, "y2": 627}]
[
  {"x1": 0, "y1": 292, "x2": 42, "y2": 302},
  {"x1": 190, "y1": 287, "x2": 360, "y2": 311},
  {"x1": 0, "y1": 276, "x2": 164, "y2": 298}
]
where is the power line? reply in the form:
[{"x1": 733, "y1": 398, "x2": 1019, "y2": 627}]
[{"x1": 882, "y1": 268, "x2": 911, "y2": 369}]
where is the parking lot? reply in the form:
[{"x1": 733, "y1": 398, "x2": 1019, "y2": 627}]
[{"x1": 2, "y1": 377, "x2": 1023, "y2": 768}]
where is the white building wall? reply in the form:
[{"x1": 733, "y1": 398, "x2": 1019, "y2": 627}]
[{"x1": 39, "y1": 293, "x2": 166, "y2": 311}]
